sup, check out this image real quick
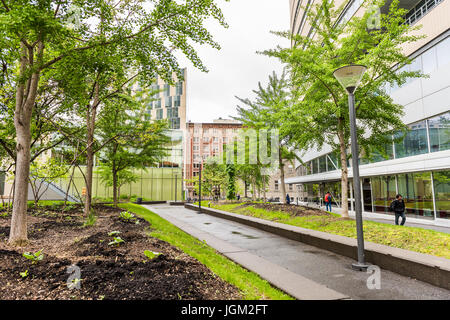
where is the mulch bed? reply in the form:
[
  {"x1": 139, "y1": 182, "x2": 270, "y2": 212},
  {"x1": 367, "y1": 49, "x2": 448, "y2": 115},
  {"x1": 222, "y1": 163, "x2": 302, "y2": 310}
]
[
  {"x1": 0, "y1": 204, "x2": 242, "y2": 300},
  {"x1": 230, "y1": 202, "x2": 331, "y2": 217}
]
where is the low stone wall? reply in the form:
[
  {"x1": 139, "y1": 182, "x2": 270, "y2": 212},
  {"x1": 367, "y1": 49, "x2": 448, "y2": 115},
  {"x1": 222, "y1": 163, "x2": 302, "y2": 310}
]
[{"x1": 184, "y1": 203, "x2": 450, "y2": 290}]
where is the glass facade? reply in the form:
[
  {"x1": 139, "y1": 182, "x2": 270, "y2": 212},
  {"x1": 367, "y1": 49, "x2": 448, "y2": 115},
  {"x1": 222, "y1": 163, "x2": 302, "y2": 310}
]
[
  {"x1": 318, "y1": 156, "x2": 327, "y2": 173},
  {"x1": 433, "y1": 171, "x2": 450, "y2": 219},
  {"x1": 397, "y1": 172, "x2": 434, "y2": 219},
  {"x1": 394, "y1": 120, "x2": 428, "y2": 158},
  {"x1": 428, "y1": 113, "x2": 450, "y2": 152},
  {"x1": 371, "y1": 175, "x2": 396, "y2": 213}
]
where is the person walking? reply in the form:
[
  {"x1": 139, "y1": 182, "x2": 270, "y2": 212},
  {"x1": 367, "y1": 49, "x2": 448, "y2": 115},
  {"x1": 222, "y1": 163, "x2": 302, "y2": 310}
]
[
  {"x1": 390, "y1": 194, "x2": 406, "y2": 226},
  {"x1": 324, "y1": 192, "x2": 332, "y2": 212},
  {"x1": 286, "y1": 194, "x2": 291, "y2": 205}
]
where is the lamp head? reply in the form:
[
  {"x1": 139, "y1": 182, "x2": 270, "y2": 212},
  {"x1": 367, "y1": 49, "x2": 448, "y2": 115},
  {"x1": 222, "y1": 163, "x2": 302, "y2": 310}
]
[{"x1": 333, "y1": 64, "x2": 367, "y2": 94}]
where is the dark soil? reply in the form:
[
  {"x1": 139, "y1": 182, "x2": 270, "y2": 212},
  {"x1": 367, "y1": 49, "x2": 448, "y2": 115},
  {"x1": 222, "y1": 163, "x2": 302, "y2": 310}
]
[
  {"x1": 0, "y1": 204, "x2": 242, "y2": 300},
  {"x1": 232, "y1": 202, "x2": 331, "y2": 217}
]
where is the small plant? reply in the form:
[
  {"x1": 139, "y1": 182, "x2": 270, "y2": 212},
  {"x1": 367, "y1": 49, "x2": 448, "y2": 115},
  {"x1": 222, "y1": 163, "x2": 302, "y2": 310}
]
[
  {"x1": 23, "y1": 250, "x2": 44, "y2": 264},
  {"x1": 143, "y1": 250, "x2": 161, "y2": 260},
  {"x1": 108, "y1": 236, "x2": 125, "y2": 246},
  {"x1": 119, "y1": 211, "x2": 138, "y2": 224},
  {"x1": 20, "y1": 270, "x2": 29, "y2": 278},
  {"x1": 108, "y1": 231, "x2": 121, "y2": 237},
  {"x1": 83, "y1": 210, "x2": 97, "y2": 227}
]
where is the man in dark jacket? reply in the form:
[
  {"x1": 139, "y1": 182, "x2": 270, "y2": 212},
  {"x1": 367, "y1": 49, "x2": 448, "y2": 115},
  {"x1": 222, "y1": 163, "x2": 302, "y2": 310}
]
[{"x1": 390, "y1": 194, "x2": 406, "y2": 226}]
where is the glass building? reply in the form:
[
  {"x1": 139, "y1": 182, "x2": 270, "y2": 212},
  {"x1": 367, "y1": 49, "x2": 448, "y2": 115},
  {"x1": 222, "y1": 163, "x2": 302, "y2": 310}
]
[{"x1": 287, "y1": 0, "x2": 450, "y2": 226}]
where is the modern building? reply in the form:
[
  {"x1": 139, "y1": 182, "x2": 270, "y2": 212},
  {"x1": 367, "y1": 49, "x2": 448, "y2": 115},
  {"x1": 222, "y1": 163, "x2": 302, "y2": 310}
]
[
  {"x1": 184, "y1": 118, "x2": 243, "y2": 199},
  {"x1": 287, "y1": 0, "x2": 450, "y2": 226}
]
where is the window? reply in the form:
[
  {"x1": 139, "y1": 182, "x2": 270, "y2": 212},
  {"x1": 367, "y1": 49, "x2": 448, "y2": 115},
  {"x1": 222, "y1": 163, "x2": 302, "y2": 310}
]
[
  {"x1": 203, "y1": 146, "x2": 209, "y2": 153},
  {"x1": 274, "y1": 180, "x2": 279, "y2": 191},
  {"x1": 155, "y1": 99, "x2": 161, "y2": 109},
  {"x1": 312, "y1": 159, "x2": 318, "y2": 174},
  {"x1": 176, "y1": 81, "x2": 183, "y2": 95},
  {"x1": 289, "y1": 184, "x2": 293, "y2": 191},
  {"x1": 171, "y1": 118, "x2": 180, "y2": 129},
  {"x1": 223, "y1": 137, "x2": 227, "y2": 143},
  {"x1": 213, "y1": 137, "x2": 218, "y2": 142},
  {"x1": 371, "y1": 175, "x2": 397, "y2": 213},
  {"x1": 318, "y1": 156, "x2": 327, "y2": 173},
  {"x1": 397, "y1": 172, "x2": 434, "y2": 219},
  {"x1": 156, "y1": 109, "x2": 163, "y2": 120},
  {"x1": 174, "y1": 95, "x2": 181, "y2": 107},
  {"x1": 394, "y1": 120, "x2": 428, "y2": 158},
  {"x1": 165, "y1": 96, "x2": 172, "y2": 108},
  {"x1": 326, "y1": 153, "x2": 340, "y2": 171},
  {"x1": 164, "y1": 84, "x2": 170, "y2": 96},
  {"x1": 193, "y1": 137, "x2": 199, "y2": 143},
  {"x1": 193, "y1": 145, "x2": 199, "y2": 151},
  {"x1": 433, "y1": 170, "x2": 450, "y2": 219},
  {"x1": 428, "y1": 112, "x2": 450, "y2": 153},
  {"x1": 203, "y1": 137, "x2": 209, "y2": 143}
]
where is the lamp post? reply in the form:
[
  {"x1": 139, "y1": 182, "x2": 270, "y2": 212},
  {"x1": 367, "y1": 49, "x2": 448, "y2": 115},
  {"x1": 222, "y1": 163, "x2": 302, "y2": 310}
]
[
  {"x1": 333, "y1": 64, "x2": 369, "y2": 271},
  {"x1": 198, "y1": 162, "x2": 202, "y2": 213}
]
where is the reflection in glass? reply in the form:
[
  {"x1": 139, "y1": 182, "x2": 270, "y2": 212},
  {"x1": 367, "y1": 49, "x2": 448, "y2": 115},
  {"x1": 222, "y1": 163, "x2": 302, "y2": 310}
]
[
  {"x1": 319, "y1": 156, "x2": 327, "y2": 173},
  {"x1": 371, "y1": 175, "x2": 396, "y2": 213},
  {"x1": 397, "y1": 172, "x2": 434, "y2": 219},
  {"x1": 394, "y1": 120, "x2": 428, "y2": 158},
  {"x1": 433, "y1": 171, "x2": 450, "y2": 219},
  {"x1": 428, "y1": 112, "x2": 450, "y2": 153}
]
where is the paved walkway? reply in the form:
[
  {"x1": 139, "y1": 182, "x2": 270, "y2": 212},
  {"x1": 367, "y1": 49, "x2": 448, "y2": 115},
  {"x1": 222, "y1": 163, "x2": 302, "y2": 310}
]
[{"x1": 145, "y1": 204, "x2": 450, "y2": 300}]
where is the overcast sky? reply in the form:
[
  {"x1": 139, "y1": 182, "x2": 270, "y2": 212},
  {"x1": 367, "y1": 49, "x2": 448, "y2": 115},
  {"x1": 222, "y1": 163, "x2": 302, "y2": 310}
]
[{"x1": 178, "y1": 0, "x2": 290, "y2": 123}]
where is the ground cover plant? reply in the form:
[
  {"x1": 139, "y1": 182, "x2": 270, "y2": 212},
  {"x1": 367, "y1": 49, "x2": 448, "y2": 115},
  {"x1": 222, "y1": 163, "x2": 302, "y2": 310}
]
[
  {"x1": 0, "y1": 202, "x2": 244, "y2": 300},
  {"x1": 122, "y1": 203, "x2": 292, "y2": 300},
  {"x1": 202, "y1": 201, "x2": 450, "y2": 259}
]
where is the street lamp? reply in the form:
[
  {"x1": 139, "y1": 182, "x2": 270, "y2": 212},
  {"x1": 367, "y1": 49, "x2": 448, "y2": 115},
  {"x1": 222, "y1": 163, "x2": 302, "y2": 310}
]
[
  {"x1": 333, "y1": 64, "x2": 369, "y2": 271},
  {"x1": 198, "y1": 161, "x2": 202, "y2": 214}
]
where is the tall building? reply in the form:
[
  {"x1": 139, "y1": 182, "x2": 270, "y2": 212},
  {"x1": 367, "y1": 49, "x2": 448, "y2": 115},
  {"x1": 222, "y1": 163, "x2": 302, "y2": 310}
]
[
  {"x1": 287, "y1": 0, "x2": 450, "y2": 226},
  {"x1": 184, "y1": 118, "x2": 243, "y2": 199}
]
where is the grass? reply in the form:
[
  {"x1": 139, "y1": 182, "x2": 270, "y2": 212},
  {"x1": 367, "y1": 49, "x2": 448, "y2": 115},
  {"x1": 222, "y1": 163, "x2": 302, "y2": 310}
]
[
  {"x1": 120, "y1": 203, "x2": 293, "y2": 300},
  {"x1": 204, "y1": 201, "x2": 450, "y2": 259}
]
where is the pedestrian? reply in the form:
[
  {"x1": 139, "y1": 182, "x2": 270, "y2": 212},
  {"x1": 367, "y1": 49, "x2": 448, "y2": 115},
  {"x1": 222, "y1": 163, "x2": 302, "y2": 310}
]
[
  {"x1": 324, "y1": 192, "x2": 332, "y2": 212},
  {"x1": 286, "y1": 193, "x2": 291, "y2": 205},
  {"x1": 390, "y1": 194, "x2": 406, "y2": 226},
  {"x1": 237, "y1": 194, "x2": 240, "y2": 201}
]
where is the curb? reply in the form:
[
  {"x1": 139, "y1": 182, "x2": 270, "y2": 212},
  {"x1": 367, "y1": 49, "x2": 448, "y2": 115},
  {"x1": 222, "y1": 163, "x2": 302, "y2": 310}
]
[{"x1": 185, "y1": 203, "x2": 450, "y2": 290}]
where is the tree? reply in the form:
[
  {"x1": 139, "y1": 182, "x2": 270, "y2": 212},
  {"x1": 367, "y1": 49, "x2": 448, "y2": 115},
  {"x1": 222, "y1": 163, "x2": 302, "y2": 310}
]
[
  {"x1": 95, "y1": 166, "x2": 138, "y2": 202},
  {"x1": 1, "y1": 0, "x2": 228, "y2": 244},
  {"x1": 235, "y1": 71, "x2": 299, "y2": 203},
  {"x1": 263, "y1": 0, "x2": 424, "y2": 217},
  {"x1": 96, "y1": 92, "x2": 170, "y2": 207}
]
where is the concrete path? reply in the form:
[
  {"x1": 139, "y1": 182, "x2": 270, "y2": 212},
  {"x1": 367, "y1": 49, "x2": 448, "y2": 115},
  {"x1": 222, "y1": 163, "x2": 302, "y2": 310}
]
[{"x1": 145, "y1": 204, "x2": 450, "y2": 300}]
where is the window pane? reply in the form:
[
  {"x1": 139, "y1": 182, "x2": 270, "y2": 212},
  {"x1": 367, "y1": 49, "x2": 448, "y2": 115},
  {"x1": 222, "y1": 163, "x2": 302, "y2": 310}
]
[
  {"x1": 436, "y1": 37, "x2": 450, "y2": 68},
  {"x1": 428, "y1": 112, "x2": 450, "y2": 153},
  {"x1": 433, "y1": 171, "x2": 450, "y2": 219},
  {"x1": 327, "y1": 153, "x2": 339, "y2": 171},
  {"x1": 312, "y1": 159, "x2": 318, "y2": 174},
  {"x1": 394, "y1": 120, "x2": 428, "y2": 158},
  {"x1": 371, "y1": 175, "x2": 396, "y2": 213},
  {"x1": 318, "y1": 156, "x2": 327, "y2": 173},
  {"x1": 397, "y1": 172, "x2": 434, "y2": 219}
]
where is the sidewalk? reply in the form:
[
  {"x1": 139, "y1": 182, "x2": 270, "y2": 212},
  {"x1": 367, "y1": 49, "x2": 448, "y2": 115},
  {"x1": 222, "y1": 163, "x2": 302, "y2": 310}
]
[{"x1": 145, "y1": 204, "x2": 450, "y2": 300}]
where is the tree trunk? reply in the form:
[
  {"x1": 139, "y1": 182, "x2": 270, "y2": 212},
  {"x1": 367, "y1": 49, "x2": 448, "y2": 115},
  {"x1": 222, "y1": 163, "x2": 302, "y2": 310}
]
[
  {"x1": 84, "y1": 82, "x2": 100, "y2": 216},
  {"x1": 9, "y1": 41, "x2": 42, "y2": 245},
  {"x1": 338, "y1": 125, "x2": 350, "y2": 218},
  {"x1": 279, "y1": 152, "x2": 287, "y2": 204},
  {"x1": 112, "y1": 164, "x2": 118, "y2": 207},
  {"x1": 251, "y1": 178, "x2": 256, "y2": 201}
]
